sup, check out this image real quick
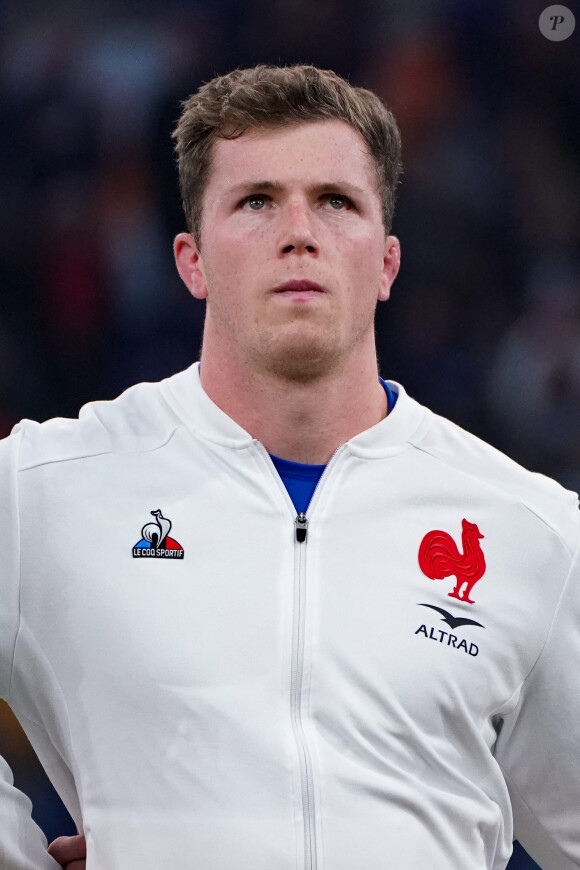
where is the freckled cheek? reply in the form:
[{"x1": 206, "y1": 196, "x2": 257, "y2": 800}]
[
  {"x1": 207, "y1": 228, "x2": 262, "y2": 280},
  {"x1": 336, "y1": 237, "x2": 381, "y2": 281},
  {"x1": 207, "y1": 241, "x2": 271, "y2": 307}
]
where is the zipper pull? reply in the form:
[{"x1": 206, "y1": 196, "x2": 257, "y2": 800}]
[{"x1": 295, "y1": 512, "x2": 308, "y2": 543}]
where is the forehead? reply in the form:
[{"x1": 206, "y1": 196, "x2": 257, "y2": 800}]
[{"x1": 207, "y1": 119, "x2": 377, "y2": 192}]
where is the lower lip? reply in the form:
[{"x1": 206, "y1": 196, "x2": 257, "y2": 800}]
[{"x1": 276, "y1": 290, "x2": 324, "y2": 300}]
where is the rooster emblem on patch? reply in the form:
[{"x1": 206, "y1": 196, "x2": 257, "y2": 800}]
[{"x1": 418, "y1": 519, "x2": 486, "y2": 604}]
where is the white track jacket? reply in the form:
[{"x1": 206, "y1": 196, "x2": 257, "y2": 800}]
[{"x1": 1, "y1": 362, "x2": 579, "y2": 870}]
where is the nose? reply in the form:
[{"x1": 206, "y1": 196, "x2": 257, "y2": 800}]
[{"x1": 278, "y1": 199, "x2": 318, "y2": 256}]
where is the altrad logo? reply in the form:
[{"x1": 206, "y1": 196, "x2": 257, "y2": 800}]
[
  {"x1": 415, "y1": 603, "x2": 485, "y2": 657},
  {"x1": 132, "y1": 509, "x2": 184, "y2": 559}
]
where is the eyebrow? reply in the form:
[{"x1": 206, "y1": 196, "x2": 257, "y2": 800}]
[{"x1": 227, "y1": 179, "x2": 368, "y2": 198}]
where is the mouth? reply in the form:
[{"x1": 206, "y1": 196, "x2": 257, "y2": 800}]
[{"x1": 273, "y1": 279, "x2": 327, "y2": 300}]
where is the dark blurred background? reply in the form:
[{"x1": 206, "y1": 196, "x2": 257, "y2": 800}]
[{"x1": 0, "y1": 0, "x2": 578, "y2": 867}]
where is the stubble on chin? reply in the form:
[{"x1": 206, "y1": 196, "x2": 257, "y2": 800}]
[{"x1": 245, "y1": 327, "x2": 344, "y2": 385}]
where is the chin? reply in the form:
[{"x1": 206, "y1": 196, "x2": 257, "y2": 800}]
[{"x1": 255, "y1": 342, "x2": 342, "y2": 384}]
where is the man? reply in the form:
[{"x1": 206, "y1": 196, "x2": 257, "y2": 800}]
[{"x1": 2, "y1": 64, "x2": 579, "y2": 870}]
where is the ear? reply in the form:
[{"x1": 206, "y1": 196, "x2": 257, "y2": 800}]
[
  {"x1": 378, "y1": 235, "x2": 401, "y2": 302},
  {"x1": 174, "y1": 233, "x2": 208, "y2": 300}
]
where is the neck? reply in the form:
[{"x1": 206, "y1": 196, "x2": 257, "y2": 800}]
[{"x1": 198, "y1": 344, "x2": 388, "y2": 465}]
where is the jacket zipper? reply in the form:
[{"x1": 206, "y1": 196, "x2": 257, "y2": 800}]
[
  {"x1": 256, "y1": 441, "x2": 346, "y2": 870},
  {"x1": 293, "y1": 444, "x2": 345, "y2": 543},
  {"x1": 289, "y1": 445, "x2": 345, "y2": 870},
  {"x1": 290, "y1": 540, "x2": 316, "y2": 870}
]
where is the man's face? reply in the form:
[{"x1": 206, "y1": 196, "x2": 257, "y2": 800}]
[{"x1": 176, "y1": 119, "x2": 400, "y2": 383}]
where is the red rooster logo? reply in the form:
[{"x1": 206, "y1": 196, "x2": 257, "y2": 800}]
[{"x1": 418, "y1": 519, "x2": 486, "y2": 605}]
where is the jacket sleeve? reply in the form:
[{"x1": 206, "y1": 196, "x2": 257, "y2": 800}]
[
  {"x1": 0, "y1": 429, "x2": 59, "y2": 869},
  {"x1": 493, "y1": 519, "x2": 580, "y2": 870},
  {"x1": 0, "y1": 756, "x2": 59, "y2": 869}
]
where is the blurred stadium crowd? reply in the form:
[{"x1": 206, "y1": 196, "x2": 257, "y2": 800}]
[{"x1": 0, "y1": 0, "x2": 578, "y2": 867}]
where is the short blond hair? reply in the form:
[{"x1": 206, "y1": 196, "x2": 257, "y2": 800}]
[{"x1": 172, "y1": 64, "x2": 403, "y2": 247}]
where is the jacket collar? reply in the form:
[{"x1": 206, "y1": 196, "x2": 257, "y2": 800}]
[{"x1": 161, "y1": 361, "x2": 428, "y2": 459}]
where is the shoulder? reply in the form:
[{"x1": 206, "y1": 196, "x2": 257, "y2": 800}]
[
  {"x1": 5, "y1": 373, "x2": 184, "y2": 473},
  {"x1": 410, "y1": 405, "x2": 579, "y2": 553}
]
